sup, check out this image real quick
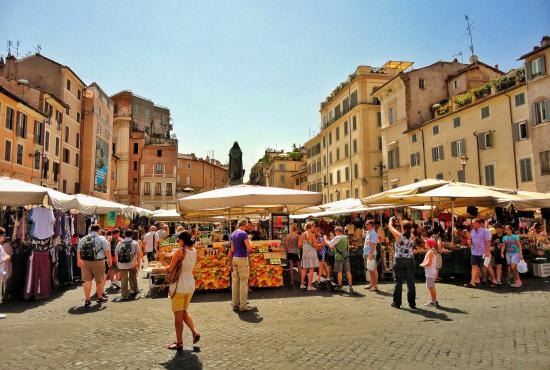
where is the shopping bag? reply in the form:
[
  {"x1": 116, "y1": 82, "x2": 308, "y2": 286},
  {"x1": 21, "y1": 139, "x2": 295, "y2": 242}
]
[{"x1": 517, "y1": 259, "x2": 528, "y2": 274}]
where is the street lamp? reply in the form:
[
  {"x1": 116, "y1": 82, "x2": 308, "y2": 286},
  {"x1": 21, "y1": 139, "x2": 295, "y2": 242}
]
[{"x1": 460, "y1": 155, "x2": 469, "y2": 182}]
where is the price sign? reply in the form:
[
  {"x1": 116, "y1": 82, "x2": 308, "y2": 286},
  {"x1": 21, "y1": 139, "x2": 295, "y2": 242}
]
[
  {"x1": 258, "y1": 247, "x2": 269, "y2": 253},
  {"x1": 204, "y1": 248, "x2": 219, "y2": 257},
  {"x1": 269, "y1": 258, "x2": 282, "y2": 265}
]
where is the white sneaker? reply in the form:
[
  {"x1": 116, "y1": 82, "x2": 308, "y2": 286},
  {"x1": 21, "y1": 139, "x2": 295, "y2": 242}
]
[
  {"x1": 300, "y1": 284, "x2": 306, "y2": 289},
  {"x1": 0, "y1": 314, "x2": 6, "y2": 319},
  {"x1": 307, "y1": 286, "x2": 317, "y2": 291}
]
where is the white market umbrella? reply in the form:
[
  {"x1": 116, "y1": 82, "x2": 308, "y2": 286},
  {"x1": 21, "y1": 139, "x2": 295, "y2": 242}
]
[
  {"x1": 152, "y1": 209, "x2": 184, "y2": 222},
  {"x1": 0, "y1": 177, "x2": 49, "y2": 206},
  {"x1": 362, "y1": 179, "x2": 448, "y2": 206},
  {"x1": 75, "y1": 194, "x2": 132, "y2": 215}
]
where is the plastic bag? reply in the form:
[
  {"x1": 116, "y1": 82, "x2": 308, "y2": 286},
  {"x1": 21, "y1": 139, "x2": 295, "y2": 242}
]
[
  {"x1": 517, "y1": 259, "x2": 528, "y2": 274},
  {"x1": 483, "y1": 256, "x2": 491, "y2": 267}
]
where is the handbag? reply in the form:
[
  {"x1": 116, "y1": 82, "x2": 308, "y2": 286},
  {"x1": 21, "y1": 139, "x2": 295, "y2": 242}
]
[{"x1": 166, "y1": 248, "x2": 187, "y2": 297}]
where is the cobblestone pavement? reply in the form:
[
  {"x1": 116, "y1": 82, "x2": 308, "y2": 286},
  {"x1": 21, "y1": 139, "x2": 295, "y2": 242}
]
[{"x1": 1, "y1": 270, "x2": 549, "y2": 370}]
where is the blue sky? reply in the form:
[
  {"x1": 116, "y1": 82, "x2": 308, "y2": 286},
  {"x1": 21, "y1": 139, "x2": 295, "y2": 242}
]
[{"x1": 2, "y1": 0, "x2": 549, "y2": 180}]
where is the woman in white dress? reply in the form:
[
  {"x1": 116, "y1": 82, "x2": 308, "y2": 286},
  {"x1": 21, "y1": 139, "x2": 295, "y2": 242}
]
[
  {"x1": 299, "y1": 222, "x2": 323, "y2": 291},
  {"x1": 165, "y1": 231, "x2": 200, "y2": 351}
]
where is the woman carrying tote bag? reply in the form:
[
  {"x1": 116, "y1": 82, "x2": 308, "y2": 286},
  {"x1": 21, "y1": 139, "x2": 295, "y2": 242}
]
[{"x1": 164, "y1": 231, "x2": 201, "y2": 351}]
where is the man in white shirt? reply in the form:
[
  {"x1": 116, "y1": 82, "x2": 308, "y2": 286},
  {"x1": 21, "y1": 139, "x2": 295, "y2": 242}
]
[
  {"x1": 0, "y1": 227, "x2": 10, "y2": 319},
  {"x1": 363, "y1": 220, "x2": 379, "y2": 291},
  {"x1": 143, "y1": 226, "x2": 160, "y2": 262}
]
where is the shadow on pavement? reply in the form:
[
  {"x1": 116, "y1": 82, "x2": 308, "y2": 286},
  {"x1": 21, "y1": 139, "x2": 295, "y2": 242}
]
[
  {"x1": 160, "y1": 350, "x2": 203, "y2": 370},
  {"x1": 436, "y1": 305, "x2": 468, "y2": 314},
  {"x1": 67, "y1": 304, "x2": 107, "y2": 315},
  {"x1": 237, "y1": 310, "x2": 263, "y2": 323},
  {"x1": 374, "y1": 290, "x2": 393, "y2": 297},
  {"x1": 404, "y1": 307, "x2": 453, "y2": 321}
]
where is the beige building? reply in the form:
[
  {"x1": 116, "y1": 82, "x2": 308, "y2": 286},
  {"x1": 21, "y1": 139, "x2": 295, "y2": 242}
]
[
  {"x1": 267, "y1": 151, "x2": 306, "y2": 189},
  {"x1": 81, "y1": 83, "x2": 113, "y2": 199},
  {"x1": 307, "y1": 64, "x2": 404, "y2": 202},
  {"x1": 291, "y1": 167, "x2": 308, "y2": 191},
  {"x1": 374, "y1": 59, "x2": 505, "y2": 189},
  {"x1": 176, "y1": 154, "x2": 228, "y2": 195},
  {"x1": 519, "y1": 36, "x2": 550, "y2": 192},
  {"x1": 1, "y1": 54, "x2": 85, "y2": 194}
]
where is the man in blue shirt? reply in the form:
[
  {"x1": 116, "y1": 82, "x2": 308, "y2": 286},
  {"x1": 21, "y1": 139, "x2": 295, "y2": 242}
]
[{"x1": 228, "y1": 218, "x2": 253, "y2": 312}]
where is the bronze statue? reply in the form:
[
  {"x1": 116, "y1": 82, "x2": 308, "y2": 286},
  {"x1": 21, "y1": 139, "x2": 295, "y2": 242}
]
[{"x1": 228, "y1": 141, "x2": 245, "y2": 185}]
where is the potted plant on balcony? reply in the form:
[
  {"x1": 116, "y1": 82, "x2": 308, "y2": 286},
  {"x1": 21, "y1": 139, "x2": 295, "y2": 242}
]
[
  {"x1": 493, "y1": 75, "x2": 516, "y2": 92},
  {"x1": 453, "y1": 92, "x2": 473, "y2": 108},
  {"x1": 472, "y1": 83, "x2": 492, "y2": 99}
]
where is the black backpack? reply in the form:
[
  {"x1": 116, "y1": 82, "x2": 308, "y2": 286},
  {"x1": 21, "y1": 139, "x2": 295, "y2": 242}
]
[
  {"x1": 118, "y1": 240, "x2": 134, "y2": 263},
  {"x1": 80, "y1": 236, "x2": 97, "y2": 261}
]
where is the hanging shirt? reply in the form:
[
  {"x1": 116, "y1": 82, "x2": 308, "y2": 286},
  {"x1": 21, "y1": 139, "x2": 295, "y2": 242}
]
[
  {"x1": 0, "y1": 243, "x2": 7, "y2": 279},
  {"x1": 30, "y1": 207, "x2": 56, "y2": 240}
]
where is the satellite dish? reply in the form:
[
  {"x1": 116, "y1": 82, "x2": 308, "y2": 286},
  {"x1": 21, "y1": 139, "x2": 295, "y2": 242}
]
[
  {"x1": 469, "y1": 55, "x2": 479, "y2": 64},
  {"x1": 17, "y1": 79, "x2": 30, "y2": 85}
]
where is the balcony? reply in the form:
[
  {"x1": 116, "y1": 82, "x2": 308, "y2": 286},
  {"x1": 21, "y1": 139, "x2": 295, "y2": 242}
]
[{"x1": 145, "y1": 135, "x2": 178, "y2": 146}]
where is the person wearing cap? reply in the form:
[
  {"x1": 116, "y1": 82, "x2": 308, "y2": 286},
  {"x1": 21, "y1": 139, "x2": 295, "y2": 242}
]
[
  {"x1": 491, "y1": 223, "x2": 506, "y2": 285},
  {"x1": 77, "y1": 224, "x2": 111, "y2": 306}
]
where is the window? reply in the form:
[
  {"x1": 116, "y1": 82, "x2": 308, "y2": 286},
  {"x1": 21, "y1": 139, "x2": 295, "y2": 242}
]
[
  {"x1": 280, "y1": 175, "x2": 285, "y2": 184},
  {"x1": 66, "y1": 79, "x2": 71, "y2": 91},
  {"x1": 33, "y1": 120, "x2": 43, "y2": 145},
  {"x1": 76, "y1": 112, "x2": 80, "y2": 123},
  {"x1": 16, "y1": 144, "x2": 23, "y2": 165},
  {"x1": 133, "y1": 143, "x2": 139, "y2": 154},
  {"x1": 329, "y1": 173, "x2": 333, "y2": 185},
  {"x1": 76, "y1": 133, "x2": 80, "y2": 148},
  {"x1": 279, "y1": 163, "x2": 286, "y2": 171},
  {"x1": 329, "y1": 152, "x2": 333, "y2": 164},
  {"x1": 133, "y1": 178, "x2": 139, "y2": 191},
  {"x1": 352, "y1": 116, "x2": 357, "y2": 131},
  {"x1": 345, "y1": 189, "x2": 350, "y2": 198},
  {"x1": 527, "y1": 56, "x2": 546, "y2": 80},
  {"x1": 350, "y1": 91, "x2": 358, "y2": 107},
  {"x1": 4, "y1": 140, "x2": 11, "y2": 161},
  {"x1": 515, "y1": 93, "x2": 525, "y2": 107},
  {"x1": 354, "y1": 188, "x2": 359, "y2": 198},
  {"x1": 457, "y1": 170, "x2": 465, "y2": 182},
  {"x1": 334, "y1": 105, "x2": 341, "y2": 120},
  {"x1": 75, "y1": 182, "x2": 80, "y2": 193},
  {"x1": 484, "y1": 164, "x2": 495, "y2": 186},
  {"x1": 336, "y1": 127, "x2": 340, "y2": 141},
  {"x1": 432, "y1": 145, "x2": 444, "y2": 161},
  {"x1": 133, "y1": 161, "x2": 138, "y2": 171},
  {"x1": 155, "y1": 163, "x2": 164, "y2": 174},
  {"x1": 481, "y1": 106, "x2": 490, "y2": 119},
  {"x1": 453, "y1": 117, "x2": 461, "y2": 128},
  {"x1": 336, "y1": 148, "x2": 340, "y2": 161},
  {"x1": 157, "y1": 149, "x2": 162, "y2": 157},
  {"x1": 353, "y1": 139, "x2": 357, "y2": 154},
  {"x1": 436, "y1": 173, "x2": 444, "y2": 180},
  {"x1": 185, "y1": 176, "x2": 191, "y2": 185},
  {"x1": 75, "y1": 153, "x2": 79, "y2": 167},
  {"x1": 451, "y1": 139, "x2": 465, "y2": 157},
  {"x1": 44, "y1": 131, "x2": 50, "y2": 153},
  {"x1": 187, "y1": 162, "x2": 192, "y2": 169},
  {"x1": 144, "y1": 182, "x2": 151, "y2": 195},
  {"x1": 63, "y1": 148, "x2": 70, "y2": 164},
  {"x1": 77, "y1": 90, "x2": 81, "y2": 100},
  {"x1": 345, "y1": 167, "x2": 350, "y2": 181},
  {"x1": 166, "y1": 183, "x2": 173, "y2": 196},
  {"x1": 410, "y1": 152, "x2": 420, "y2": 167},
  {"x1": 53, "y1": 162, "x2": 59, "y2": 182},
  {"x1": 541, "y1": 150, "x2": 550, "y2": 175},
  {"x1": 55, "y1": 137, "x2": 60, "y2": 156},
  {"x1": 16, "y1": 112, "x2": 27, "y2": 138},
  {"x1": 411, "y1": 134, "x2": 417, "y2": 143},
  {"x1": 65, "y1": 126, "x2": 69, "y2": 143},
  {"x1": 513, "y1": 121, "x2": 529, "y2": 141},
  {"x1": 532, "y1": 100, "x2": 550, "y2": 125},
  {"x1": 354, "y1": 163, "x2": 359, "y2": 179},
  {"x1": 343, "y1": 98, "x2": 349, "y2": 113},
  {"x1": 519, "y1": 158, "x2": 533, "y2": 182},
  {"x1": 55, "y1": 109, "x2": 63, "y2": 125},
  {"x1": 388, "y1": 148, "x2": 399, "y2": 169},
  {"x1": 376, "y1": 112, "x2": 382, "y2": 128},
  {"x1": 344, "y1": 144, "x2": 349, "y2": 157},
  {"x1": 344, "y1": 121, "x2": 348, "y2": 135},
  {"x1": 388, "y1": 107, "x2": 397, "y2": 125},
  {"x1": 45, "y1": 102, "x2": 52, "y2": 117},
  {"x1": 419, "y1": 79, "x2": 425, "y2": 89},
  {"x1": 62, "y1": 179, "x2": 67, "y2": 193},
  {"x1": 453, "y1": 80, "x2": 458, "y2": 89},
  {"x1": 145, "y1": 109, "x2": 151, "y2": 119},
  {"x1": 5, "y1": 107, "x2": 14, "y2": 130},
  {"x1": 480, "y1": 131, "x2": 493, "y2": 149},
  {"x1": 328, "y1": 133, "x2": 332, "y2": 145},
  {"x1": 336, "y1": 170, "x2": 341, "y2": 183},
  {"x1": 322, "y1": 136, "x2": 326, "y2": 148},
  {"x1": 432, "y1": 125, "x2": 439, "y2": 135},
  {"x1": 378, "y1": 136, "x2": 382, "y2": 151}
]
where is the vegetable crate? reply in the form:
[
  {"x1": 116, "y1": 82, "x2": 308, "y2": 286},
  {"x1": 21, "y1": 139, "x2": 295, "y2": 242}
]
[{"x1": 532, "y1": 263, "x2": 550, "y2": 278}]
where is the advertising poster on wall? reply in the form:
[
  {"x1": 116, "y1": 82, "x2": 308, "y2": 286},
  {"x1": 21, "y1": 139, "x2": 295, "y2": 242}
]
[{"x1": 94, "y1": 138, "x2": 109, "y2": 193}]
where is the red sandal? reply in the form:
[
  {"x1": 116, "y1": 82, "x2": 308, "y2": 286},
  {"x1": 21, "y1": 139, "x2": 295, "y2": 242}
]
[
  {"x1": 166, "y1": 341, "x2": 183, "y2": 351},
  {"x1": 192, "y1": 331, "x2": 201, "y2": 344}
]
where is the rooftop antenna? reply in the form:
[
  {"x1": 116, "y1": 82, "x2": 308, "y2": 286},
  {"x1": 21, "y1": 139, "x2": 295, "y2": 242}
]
[
  {"x1": 35, "y1": 44, "x2": 41, "y2": 54},
  {"x1": 453, "y1": 51, "x2": 464, "y2": 63},
  {"x1": 465, "y1": 15, "x2": 475, "y2": 57},
  {"x1": 15, "y1": 41, "x2": 20, "y2": 58},
  {"x1": 7, "y1": 40, "x2": 12, "y2": 56}
]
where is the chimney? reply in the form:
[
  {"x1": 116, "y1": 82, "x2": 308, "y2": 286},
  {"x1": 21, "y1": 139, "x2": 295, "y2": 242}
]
[
  {"x1": 4, "y1": 55, "x2": 17, "y2": 80},
  {"x1": 542, "y1": 36, "x2": 550, "y2": 47},
  {"x1": 495, "y1": 64, "x2": 499, "y2": 70}
]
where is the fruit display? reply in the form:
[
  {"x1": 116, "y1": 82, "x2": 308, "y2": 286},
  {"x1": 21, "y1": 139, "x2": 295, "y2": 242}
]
[
  {"x1": 249, "y1": 265, "x2": 283, "y2": 288},
  {"x1": 250, "y1": 240, "x2": 282, "y2": 253},
  {"x1": 194, "y1": 267, "x2": 231, "y2": 290}
]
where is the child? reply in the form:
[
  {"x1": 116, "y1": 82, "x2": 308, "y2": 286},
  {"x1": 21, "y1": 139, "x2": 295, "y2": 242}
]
[{"x1": 420, "y1": 240, "x2": 438, "y2": 307}]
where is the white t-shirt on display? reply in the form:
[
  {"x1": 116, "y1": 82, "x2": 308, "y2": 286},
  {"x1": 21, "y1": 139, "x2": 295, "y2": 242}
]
[{"x1": 30, "y1": 207, "x2": 55, "y2": 240}]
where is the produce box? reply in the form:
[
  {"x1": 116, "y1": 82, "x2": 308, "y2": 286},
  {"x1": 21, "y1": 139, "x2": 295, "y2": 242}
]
[
  {"x1": 194, "y1": 267, "x2": 231, "y2": 290},
  {"x1": 249, "y1": 265, "x2": 283, "y2": 288}
]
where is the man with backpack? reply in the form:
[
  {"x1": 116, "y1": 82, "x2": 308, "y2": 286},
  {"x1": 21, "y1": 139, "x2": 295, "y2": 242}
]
[
  {"x1": 116, "y1": 229, "x2": 140, "y2": 300},
  {"x1": 326, "y1": 226, "x2": 353, "y2": 292},
  {"x1": 77, "y1": 224, "x2": 111, "y2": 306},
  {"x1": 108, "y1": 229, "x2": 122, "y2": 290}
]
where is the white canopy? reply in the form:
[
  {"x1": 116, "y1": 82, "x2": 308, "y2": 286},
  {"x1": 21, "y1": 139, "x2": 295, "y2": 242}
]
[
  {"x1": 177, "y1": 185, "x2": 322, "y2": 214},
  {"x1": 362, "y1": 179, "x2": 448, "y2": 206},
  {"x1": 152, "y1": 209, "x2": 184, "y2": 222},
  {"x1": 0, "y1": 177, "x2": 50, "y2": 206},
  {"x1": 74, "y1": 194, "x2": 133, "y2": 215}
]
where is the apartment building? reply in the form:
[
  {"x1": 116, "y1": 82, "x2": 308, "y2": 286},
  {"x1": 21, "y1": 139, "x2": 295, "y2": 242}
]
[
  {"x1": 373, "y1": 59, "x2": 505, "y2": 189},
  {"x1": 291, "y1": 167, "x2": 308, "y2": 191},
  {"x1": 81, "y1": 83, "x2": 114, "y2": 199},
  {"x1": 267, "y1": 151, "x2": 306, "y2": 189},
  {"x1": 306, "y1": 64, "x2": 403, "y2": 202},
  {"x1": 1, "y1": 54, "x2": 85, "y2": 194},
  {"x1": 519, "y1": 36, "x2": 550, "y2": 192},
  {"x1": 176, "y1": 154, "x2": 228, "y2": 194},
  {"x1": 0, "y1": 75, "x2": 67, "y2": 189},
  {"x1": 111, "y1": 90, "x2": 178, "y2": 209}
]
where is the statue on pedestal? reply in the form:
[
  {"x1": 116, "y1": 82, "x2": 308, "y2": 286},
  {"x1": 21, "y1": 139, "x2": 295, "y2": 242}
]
[{"x1": 228, "y1": 141, "x2": 245, "y2": 185}]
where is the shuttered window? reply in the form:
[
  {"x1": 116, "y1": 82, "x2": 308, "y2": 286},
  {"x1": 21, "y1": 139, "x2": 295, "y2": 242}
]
[
  {"x1": 526, "y1": 56, "x2": 546, "y2": 80},
  {"x1": 532, "y1": 100, "x2": 550, "y2": 125},
  {"x1": 512, "y1": 121, "x2": 528, "y2": 141},
  {"x1": 410, "y1": 152, "x2": 420, "y2": 167},
  {"x1": 540, "y1": 150, "x2": 550, "y2": 175},
  {"x1": 431, "y1": 145, "x2": 444, "y2": 161},
  {"x1": 515, "y1": 93, "x2": 525, "y2": 107},
  {"x1": 519, "y1": 158, "x2": 533, "y2": 182},
  {"x1": 388, "y1": 148, "x2": 399, "y2": 169},
  {"x1": 484, "y1": 164, "x2": 495, "y2": 186},
  {"x1": 451, "y1": 139, "x2": 466, "y2": 157},
  {"x1": 478, "y1": 132, "x2": 493, "y2": 150},
  {"x1": 350, "y1": 91, "x2": 358, "y2": 107},
  {"x1": 453, "y1": 117, "x2": 461, "y2": 128},
  {"x1": 481, "y1": 106, "x2": 490, "y2": 119}
]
